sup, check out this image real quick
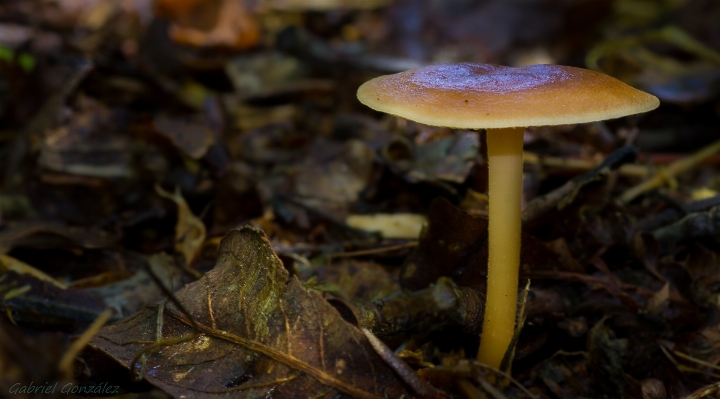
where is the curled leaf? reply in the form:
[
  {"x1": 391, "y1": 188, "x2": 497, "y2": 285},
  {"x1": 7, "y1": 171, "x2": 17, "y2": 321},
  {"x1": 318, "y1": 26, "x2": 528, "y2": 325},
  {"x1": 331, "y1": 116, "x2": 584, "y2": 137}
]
[{"x1": 155, "y1": 185, "x2": 207, "y2": 265}]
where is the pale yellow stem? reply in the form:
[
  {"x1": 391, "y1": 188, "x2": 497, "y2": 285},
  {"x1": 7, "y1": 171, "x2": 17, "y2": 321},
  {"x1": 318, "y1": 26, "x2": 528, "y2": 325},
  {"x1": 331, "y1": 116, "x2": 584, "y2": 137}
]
[{"x1": 477, "y1": 127, "x2": 524, "y2": 369}]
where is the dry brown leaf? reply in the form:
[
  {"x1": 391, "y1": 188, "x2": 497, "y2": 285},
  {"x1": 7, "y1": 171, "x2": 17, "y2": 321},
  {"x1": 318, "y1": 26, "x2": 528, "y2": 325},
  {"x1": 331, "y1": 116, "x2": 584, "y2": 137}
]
[
  {"x1": 90, "y1": 226, "x2": 411, "y2": 398},
  {"x1": 157, "y1": 0, "x2": 260, "y2": 49},
  {"x1": 155, "y1": 185, "x2": 206, "y2": 265},
  {"x1": 648, "y1": 282, "x2": 671, "y2": 316}
]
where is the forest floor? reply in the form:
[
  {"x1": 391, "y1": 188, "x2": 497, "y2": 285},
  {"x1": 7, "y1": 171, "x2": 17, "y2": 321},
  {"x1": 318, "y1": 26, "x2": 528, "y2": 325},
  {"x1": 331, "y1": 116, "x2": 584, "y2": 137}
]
[{"x1": 2, "y1": 1, "x2": 720, "y2": 398}]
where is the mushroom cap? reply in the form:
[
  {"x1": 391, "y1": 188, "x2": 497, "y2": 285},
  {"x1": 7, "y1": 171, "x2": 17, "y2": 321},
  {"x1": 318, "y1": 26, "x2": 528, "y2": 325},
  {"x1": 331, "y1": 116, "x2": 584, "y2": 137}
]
[{"x1": 357, "y1": 63, "x2": 659, "y2": 129}]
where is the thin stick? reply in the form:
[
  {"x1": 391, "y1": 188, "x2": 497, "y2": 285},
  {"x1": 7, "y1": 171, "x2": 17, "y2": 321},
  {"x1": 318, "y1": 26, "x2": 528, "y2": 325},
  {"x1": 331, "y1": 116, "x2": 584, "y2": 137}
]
[
  {"x1": 473, "y1": 363, "x2": 537, "y2": 399},
  {"x1": 524, "y1": 152, "x2": 648, "y2": 177},
  {"x1": 362, "y1": 328, "x2": 446, "y2": 398},
  {"x1": 672, "y1": 349, "x2": 720, "y2": 373},
  {"x1": 620, "y1": 139, "x2": 720, "y2": 203},
  {"x1": 58, "y1": 309, "x2": 112, "y2": 374},
  {"x1": 683, "y1": 382, "x2": 720, "y2": 399},
  {"x1": 327, "y1": 242, "x2": 418, "y2": 262}
]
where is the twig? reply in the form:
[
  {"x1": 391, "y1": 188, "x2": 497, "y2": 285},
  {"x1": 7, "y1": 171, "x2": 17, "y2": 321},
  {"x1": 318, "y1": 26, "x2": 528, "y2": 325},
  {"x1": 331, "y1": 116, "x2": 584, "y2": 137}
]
[
  {"x1": 620, "y1": 139, "x2": 720, "y2": 203},
  {"x1": 523, "y1": 146, "x2": 638, "y2": 223},
  {"x1": 362, "y1": 328, "x2": 448, "y2": 398},
  {"x1": 672, "y1": 349, "x2": 720, "y2": 375},
  {"x1": 167, "y1": 309, "x2": 386, "y2": 399},
  {"x1": 477, "y1": 378, "x2": 507, "y2": 399},
  {"x1": 327, "y1": 241, "x2": 418, "y2": 263},
  {"x1": 58, "y1": 309, "x2": 112, "y2": 374},
  {"x1": 682, "y1": 382, "x2": 720, "y2": 399},
  {"x1": 473, "y1": 363, "x2": 538, "y2": 399},
  {"x1": 523, "y1": 151, "x2": 648, "y2": 177}
]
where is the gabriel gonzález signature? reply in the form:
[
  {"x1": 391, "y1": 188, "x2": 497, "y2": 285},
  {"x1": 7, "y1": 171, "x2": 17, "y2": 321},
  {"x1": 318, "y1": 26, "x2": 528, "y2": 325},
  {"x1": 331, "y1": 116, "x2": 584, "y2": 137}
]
[{"x1": 8, "y1": 381, "x2": 120, "y2": 395}]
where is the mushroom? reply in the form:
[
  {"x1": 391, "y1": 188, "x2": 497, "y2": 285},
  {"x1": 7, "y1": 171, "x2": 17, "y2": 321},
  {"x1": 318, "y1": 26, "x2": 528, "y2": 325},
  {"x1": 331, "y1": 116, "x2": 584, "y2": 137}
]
[{"x1": 356, "y1": 63, "x2": 658, "y2": 369}]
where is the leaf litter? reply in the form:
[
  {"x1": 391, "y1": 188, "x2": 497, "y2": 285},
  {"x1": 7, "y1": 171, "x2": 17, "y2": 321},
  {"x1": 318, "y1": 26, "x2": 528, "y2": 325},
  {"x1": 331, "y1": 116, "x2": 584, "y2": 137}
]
[{"x1": 2, "y1": 0, "x2": 720, "y2": 398}]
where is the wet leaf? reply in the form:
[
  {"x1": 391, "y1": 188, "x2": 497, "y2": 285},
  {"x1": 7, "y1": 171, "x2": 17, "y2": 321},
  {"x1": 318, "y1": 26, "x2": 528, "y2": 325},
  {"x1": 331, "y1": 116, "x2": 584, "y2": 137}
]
[{"x1": 90, "y1": 226, "x2": 411, "y2": 398}]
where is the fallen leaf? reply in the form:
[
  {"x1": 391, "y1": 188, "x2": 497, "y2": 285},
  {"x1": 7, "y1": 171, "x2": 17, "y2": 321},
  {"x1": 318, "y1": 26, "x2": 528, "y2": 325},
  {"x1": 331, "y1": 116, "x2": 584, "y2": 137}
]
[
  {"x1": 680, "y1": 244, "x2": 720, "y2": 309},
  {"x1": 90, "y1": 226, "x2": 411, "y2": 398},
  {"x1": 0, "y1": 220, "x2": 117, "y2": 253},
  {"x1": 153, "y1": 115, "x2": 215, "y2": 159},
  {"x1": 39, "y1": 94, "x2": 132, "y2": 178},
  {"x1": 648, "y1": 282, "x2": 670, "y2": 316},
  {"x1": 83, "y1": 253, "x2": 186, "y2": 318},
  {"x1": 383, "y1": 131, "x2": 478, "y2": 186},
  {"x1": 0, "y1": 254, "x2": 67, "y2": 289},
  {"x1": 292, "y1": 138, "x2": 375, "y2": 220},
  {"x1": 155, "y1": 185, "x2": 206, "y2": 265},
  {"x1": 157, "y1": 0, "x2": 259, "y2": 50},
  {"x1": 321, "y1": 259, "x2": 399, "y2": 302},
  {"x1": 587, "y1": 319, "x2": 631, "y2": 398},
  {"x1": 345, "y1": 213, "x2": 426, "y2": 239},
  {"x1": 1, "y1": 271, "x2": 110, "y2": 328}
]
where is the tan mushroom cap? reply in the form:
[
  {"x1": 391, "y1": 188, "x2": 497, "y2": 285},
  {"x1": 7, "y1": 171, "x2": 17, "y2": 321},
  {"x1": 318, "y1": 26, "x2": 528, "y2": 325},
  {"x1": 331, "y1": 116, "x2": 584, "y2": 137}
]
[{"x1": 357, "y1": 63, "x2": 659, "y2": 129}]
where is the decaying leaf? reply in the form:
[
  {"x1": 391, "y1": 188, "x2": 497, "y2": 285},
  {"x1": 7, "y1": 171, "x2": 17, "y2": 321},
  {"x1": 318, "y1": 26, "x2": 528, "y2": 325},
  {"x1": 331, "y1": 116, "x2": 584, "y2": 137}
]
[
  {"x1": 153, "y1": 115, "x2": 215, "y2": 160},
  {"x1": 334, "y1": 276, "x2": 483, "y2": 337},
  {"x1": 382, "y1": 132, "x2": 478, "y2": 187},
  {"x1": 156, "y1": 0, "x2": 259, "y2": 49},
  {"x1": 292, "y1": 139, "x2": 375, "y2": 220},
  {"x1": 587, "y1": 319, "x2": 631, "y2": 398},
  {"x1": 155, "y1": 185, "x2": 206, "y2": 265},
  {"x1": 679, "y1": 244, "x2": 720, "y2": 309},
  {"x1": 39, "y1": 94, "x2": 133, "y2": 178},
  {"x1": 90, "y1": 227, "x2": 411, "y2": 398}
]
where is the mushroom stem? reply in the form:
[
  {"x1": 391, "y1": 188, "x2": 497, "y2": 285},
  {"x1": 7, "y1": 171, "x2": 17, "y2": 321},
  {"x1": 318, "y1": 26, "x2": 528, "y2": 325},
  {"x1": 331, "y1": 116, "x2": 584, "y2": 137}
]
[{"x1": 477, "y1": 127, "x2": 524, "y2": 369}]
